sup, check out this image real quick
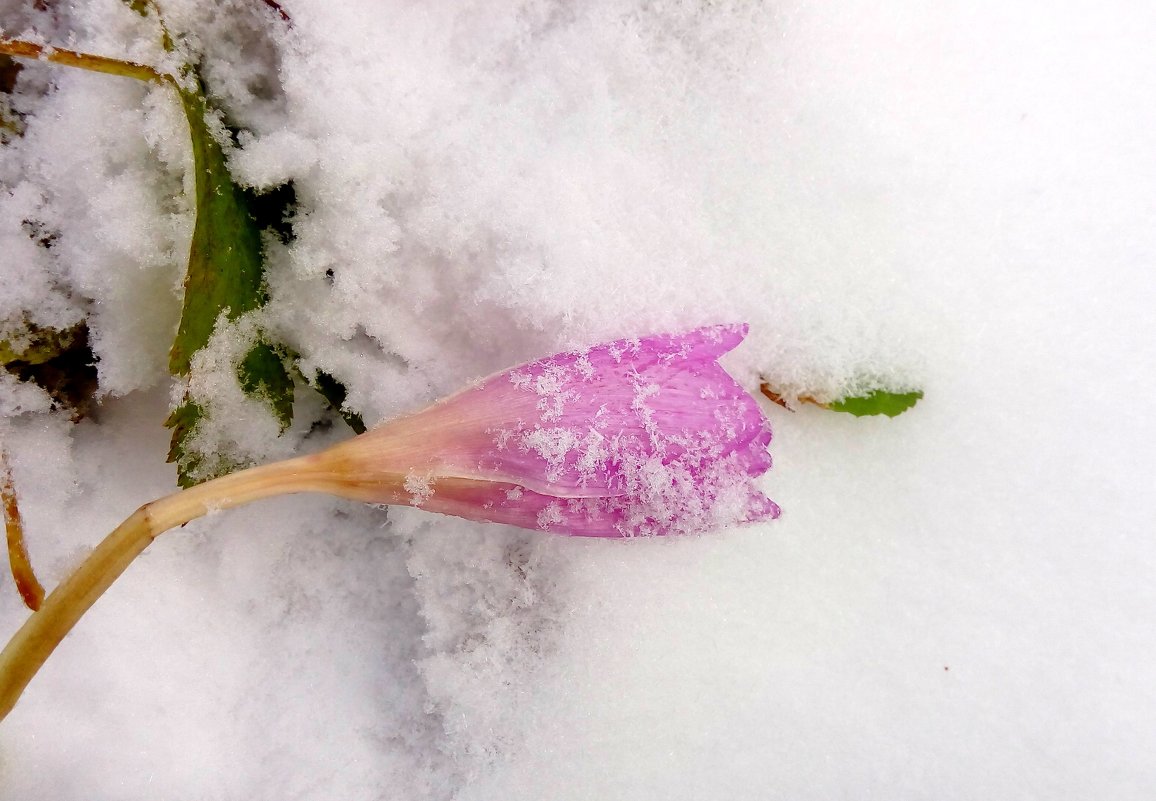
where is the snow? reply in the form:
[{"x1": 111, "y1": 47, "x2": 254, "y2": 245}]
[{"x1": 2, "y1": 0, "x2": 1155, "y2": 799}]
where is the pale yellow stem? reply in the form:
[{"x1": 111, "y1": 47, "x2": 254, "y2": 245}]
[{"x1": 0, "y1": 452, "x2": 337, "y2": 721}]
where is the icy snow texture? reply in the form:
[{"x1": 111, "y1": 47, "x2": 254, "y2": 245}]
[
  {"x1": 1, "y1": 0, "x2": 1155, "y2": 799},
  {"x1": 0, "y1": 1, "x2": 190, "y2": 395}
]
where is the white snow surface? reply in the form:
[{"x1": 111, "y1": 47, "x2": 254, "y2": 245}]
[{"x1": 1, "y1": 0, "x2": 1154, "y2": 798}]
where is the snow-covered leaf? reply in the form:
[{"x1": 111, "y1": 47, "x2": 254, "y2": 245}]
[
  {"x1": 163, "y1": 76, "x2": 295, "y2": 485},
  {"x1": 167, "y1": 83, "x2": 268, "y2": 377}
]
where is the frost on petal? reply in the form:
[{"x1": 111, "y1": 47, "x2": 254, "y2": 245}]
[
  {"x1": 337, "y1": 324, "x2": 779, "y2": 537},
  {"x1": 403, "y1": 471, "x2": 434, "y2": 507},
  {"x1": 416, "y1": 454, "x2": 779, "y2": 539},
  {"x1": 389, "y1": 324, "x2": 769, "y2": 490}
]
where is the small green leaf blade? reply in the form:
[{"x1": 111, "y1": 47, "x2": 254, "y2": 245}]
[
  {"x1": 827, "y1": 388, "x2": 923, "y2": 418},
  {"x1": 163, "y1": 399, "x2": 203, "y2": 489},
  {"x1": 238, "y1": 342, "x2": 294, "y2": 430}
]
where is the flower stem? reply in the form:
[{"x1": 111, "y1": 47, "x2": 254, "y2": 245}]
[{"x1": 0, "y1": 452, "x2": 334, "y2": 722}]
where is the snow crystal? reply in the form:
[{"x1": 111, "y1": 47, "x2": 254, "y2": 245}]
[
  {"x1": 535, "y1": 502, "x2": 565, "y2": 531},
  {"x1": 179, "y1": 311, "x2": 300, "y2": 481},
  {"x1": 518, "y1": 427, "x2": 581, "y2": 483},
  {"x1": 404, "y1": 471, "x2": 434, "y2": 507}
]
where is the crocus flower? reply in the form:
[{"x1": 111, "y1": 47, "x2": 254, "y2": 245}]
[
  {"x1": 0, "y1": 324, "x2": 778, "y2": 720},
  {"x1": 322, "y1": 323, "x2": 780, "y2": 536}
]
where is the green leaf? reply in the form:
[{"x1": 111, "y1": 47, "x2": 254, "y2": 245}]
[
  {"x1": 827, "y1": 388, "x2": 923, "y2": 418},
  {"x1": 164, "y1": 73, "x2": 298, "y2": 485},
  {"x1": 4, "y1": 20, "x2": 303, "y2": 482},
  {"x1": 163, "y1": 400, "x2": 204, "y2": 489},
  {"x1": 238, "y1": 342, "x2": 294, "y2": 430},
  {"x1": 168, "y1": 83, "x2": 267, "y2": 377},
  {"x1": 164, "y1": 397, "x2": 263, "y2": 489}
]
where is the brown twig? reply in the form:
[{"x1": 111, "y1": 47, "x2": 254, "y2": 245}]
[{"x1": 758, "y1": 383, "x2": 830, "y2": 412}]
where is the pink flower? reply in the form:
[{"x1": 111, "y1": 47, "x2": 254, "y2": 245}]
[{"x1": 322, "y1": 324, "x2": 780, "y2": 536}]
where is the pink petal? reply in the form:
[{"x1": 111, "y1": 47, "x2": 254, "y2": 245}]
[
  {"x1": 409, "y1": 472, "x2": 780, "y2": 538},
  {"x1": 368, "y1": 324, "x2": 771, "y2": 494},
  {"x1": 330, "y1": 324, "x2": 780, "y2": 537}
]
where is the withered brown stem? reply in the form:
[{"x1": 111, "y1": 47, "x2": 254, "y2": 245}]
[
  {"x1": 758, "y1": 383, "x2": 830, "y2": 412},
  {"x1": 1, "y1": 446, "x2": 44, "y2": 611},
  {"x1": 0, "y1": 38, "x2": 169, "y2": 85}
]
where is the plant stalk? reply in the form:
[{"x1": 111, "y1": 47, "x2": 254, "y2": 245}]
[{"x1": 0, "y1": 452, "x2": 335, "y2": 721}]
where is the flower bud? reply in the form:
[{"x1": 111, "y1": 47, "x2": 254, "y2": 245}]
[{"x1": 320, "y1": 324, "x2": 779, "y2": 536}]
